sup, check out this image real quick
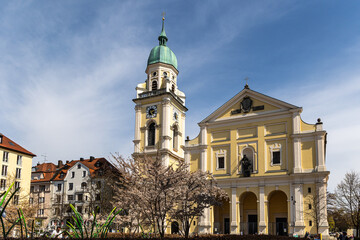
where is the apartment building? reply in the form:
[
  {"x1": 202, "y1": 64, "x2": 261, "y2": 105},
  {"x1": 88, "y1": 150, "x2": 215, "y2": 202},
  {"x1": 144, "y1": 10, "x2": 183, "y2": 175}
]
[
  {"x1": 0, "y1": 133, "x2": 35, "y2": 204},
  {"x1": 30, "y1": 157, "x2": 116, "y2": 231}
]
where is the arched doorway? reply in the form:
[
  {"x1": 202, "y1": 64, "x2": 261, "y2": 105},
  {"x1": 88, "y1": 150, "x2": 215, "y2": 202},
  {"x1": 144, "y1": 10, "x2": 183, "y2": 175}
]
[
  {"x1": 268, "y1": 190, "x2": 288, "y2": 235},
  {"x1": 171, "y1": 221, "x2": 179, "y2": 234},
  {"x1": 240, "y1": 192, "x2": 258, "y2": 235}
]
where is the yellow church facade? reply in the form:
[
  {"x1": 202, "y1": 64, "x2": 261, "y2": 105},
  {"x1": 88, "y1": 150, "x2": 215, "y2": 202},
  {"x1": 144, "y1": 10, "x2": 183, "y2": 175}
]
[
  {"x1": 183, "y1": 87, "x2": 329, "y2": 237},
  {"x1": 133, "y1": 19, "x2": 330, "y2": 238}
]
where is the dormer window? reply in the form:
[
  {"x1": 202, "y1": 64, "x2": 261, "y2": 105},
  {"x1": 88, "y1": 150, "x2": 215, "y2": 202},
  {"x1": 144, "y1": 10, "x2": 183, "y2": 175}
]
[{"x1": 152, "y1": 80, "x2": 158, "y2": 91}]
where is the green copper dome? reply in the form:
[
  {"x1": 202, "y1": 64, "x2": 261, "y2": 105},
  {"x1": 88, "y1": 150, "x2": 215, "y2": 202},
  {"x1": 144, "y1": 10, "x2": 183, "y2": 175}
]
[{"x1": 147, "y1": 18, "x2": 178, "y2": 70}]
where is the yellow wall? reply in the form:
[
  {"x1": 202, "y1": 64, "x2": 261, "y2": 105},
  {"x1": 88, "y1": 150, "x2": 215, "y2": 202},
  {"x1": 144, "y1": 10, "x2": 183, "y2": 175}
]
[
  {"x1": 0, "y1": 148, "x2": 33, "y2": 203},
  {"x1": 206, "y1": 117, "x2": 293, "y2": 179}
]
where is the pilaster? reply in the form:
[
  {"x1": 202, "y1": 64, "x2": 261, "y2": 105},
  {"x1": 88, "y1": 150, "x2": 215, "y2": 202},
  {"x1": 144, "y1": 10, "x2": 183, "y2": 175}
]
[
  {"x1": 293, "y1": 183, "x2": 305, "y2": 236},
  {"x1": 161, "y1": 97, "x2": 171, "y2": 150},
  {"x1": 133, "y1": 105, "x2": 142, "y2": 153},
  {"x1": 230, "y1": 188, "x2": 238, "y2": 234},
  {"x1": 258, "y1": 186, "x2": 266, "y2": 234},
  {"x1": 315, "y1": 132, "x2": 326, "y2": 172}
]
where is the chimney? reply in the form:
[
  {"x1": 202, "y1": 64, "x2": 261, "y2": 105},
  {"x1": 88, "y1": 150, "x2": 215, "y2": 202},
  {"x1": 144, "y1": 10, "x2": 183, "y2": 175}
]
[
  {"x1": 58, "y1": 160, "x2": 63, "y2": 168},
  {"x1": 89, "y1": 156, "x2": 95, "y2": 162},
  {"x1": 80, "y1": 157, "x2": 84, "y2": 161}
]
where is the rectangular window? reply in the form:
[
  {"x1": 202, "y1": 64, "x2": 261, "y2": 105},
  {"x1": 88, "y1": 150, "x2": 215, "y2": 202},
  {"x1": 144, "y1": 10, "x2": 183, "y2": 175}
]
[
  {"x1": 77, "y1": 164, "x2": 81, "y2": 169},
  {"x1": 39, "y1": 197, "x2": 45, "y2": 203},
  {"x1": 96, "y1": 181, "x2": 101, "y2": 189},
  {"x1": 1, "y1": 165, "x2": 7, "y2": 177},
  {"x1": 2, "y1": 152, "x2": 8, "y2": 162},
  {"x1": 17, "y1": 155, "x2": 22, "y2": 166},
  {"x1": 15, "y1": 181, "x2": 20, "y2": 190},
  {"x1": 71, "y1": 172, "x2": 75, "y2": 178},
  {"x1": 40, "y1": 185, "x2": 45, "y2": 192},
  {"x1": 309, "y1": 220, "x2": 312, "y2": 226},
  {"x1": 13, "y1": 195, "x2": 19, "y2": 205},
  {"x1": 0, "y1": 179, "x2": 6, "y2": 190},
  {"x1": 56, "y1": 195, "x2": 61, "y2": 203},
  {"x1": 82, "y1": 171, "x2": 86, "y2": 177},
  {"x1": 96, "y1": 194, "x2": 101, "y2": 201},
  {"x1": 29, "y1": 198, "x2": 33, "y2": 204},
  {"x1": 272, "y1": 151, "x2": 281, "y2": 165},
  {"x1": 77, "y1": 206, "x2": 82, "y2": 213},
  {"x1": 15, "y1": 168, "x2": 21, "y2": 179},
  {"x1": 38, "y1": 209, "x2": 44, "y2": 216},
  {"x1": 77, "y1": 194, "x2": 83, "y2": 201},
  {"x1": 30, "y1": 186, "x2": 34, "y2": 193},
  {"x1": 57, "y1": 184, "x2": 62, "y2": 191},
  {"x1": 217, "y1": 156, "x2": 225, "y2": 169},
  {"x1": 69, "y1": 183, "x2": 73, "y2": 190},
  {"x1": 68, "y1": 195, "x2": 74, "y2": 201},
  {"x1": 308, "y1": 187, "x2": 311, "y2": 193},
  {"x1": 309, "y1": 204, "x2": 312, "y2": 210}
]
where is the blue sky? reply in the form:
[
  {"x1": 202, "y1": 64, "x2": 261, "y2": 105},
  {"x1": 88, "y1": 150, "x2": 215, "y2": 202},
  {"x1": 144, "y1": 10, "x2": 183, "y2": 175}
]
[{"x1": 0, "y1": 1, "x2": 360, "y2": 191}]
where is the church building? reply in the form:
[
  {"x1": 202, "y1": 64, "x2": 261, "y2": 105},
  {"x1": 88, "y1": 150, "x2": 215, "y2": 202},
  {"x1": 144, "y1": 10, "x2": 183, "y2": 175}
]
[{"x1": 133, "y1": 18, "x2": 330, "y2": 238}]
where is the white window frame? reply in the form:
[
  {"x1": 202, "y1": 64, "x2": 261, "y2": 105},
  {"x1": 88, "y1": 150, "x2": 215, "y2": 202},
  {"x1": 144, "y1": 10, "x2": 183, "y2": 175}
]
[
  {"x1": 215, "y1": 150, "x2": 226, "y2": 170},
  {"x1": 17, "y1": 155, "x2": 22, "y2": 166},
  {"x1": 270, "y1": 143, "x2": 282, "y2": 166},
  {"x1": 1, "y1": 165, "x2": 7, "y2": 177},
  {"x1": 2, "y1": 152, "x2": 8, "y2": 162},
  {"x1": 15, "y1": 168, "x2": 21, "y2": 179}
]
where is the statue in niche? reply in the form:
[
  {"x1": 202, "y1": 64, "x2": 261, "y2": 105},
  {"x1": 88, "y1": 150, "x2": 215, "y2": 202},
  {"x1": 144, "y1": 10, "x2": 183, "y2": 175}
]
[{"x1": 240, "y1": 154, "x2": 252, "y2": 177}]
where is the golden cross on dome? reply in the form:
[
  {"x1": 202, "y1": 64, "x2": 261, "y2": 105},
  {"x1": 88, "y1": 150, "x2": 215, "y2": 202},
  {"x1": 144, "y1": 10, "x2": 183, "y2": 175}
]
[{"x1": 162, "y1": 11, "x2": 166, "y2": 20}]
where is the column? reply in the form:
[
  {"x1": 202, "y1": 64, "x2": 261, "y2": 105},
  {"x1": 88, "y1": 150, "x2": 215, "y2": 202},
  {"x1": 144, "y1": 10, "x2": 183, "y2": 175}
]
[
  {"x1": 315, "y1": 132, "x2": 326, "y2": 172},
  {"x1": 133, "y1": 105, "x2": 141, "y2": 153},
  {"x1": 317, "y1": 181, "x2": 329, "y2": 236},
  {"x1": 199, "y1": 207, "x2": 211, "y2": 234},
  {"x1": 292, "y1": 110, "x2": 302, "y2": 173},
  {"x1": 199, "y1": 125, "x2": 208, "y2": 172},
  {"x1": 294, "y1": 183, "x2": 305, "y2": 236},
  {"x1": 161, "y1": 97, "x2": 171, "y2": 150},
  {"x1": 230, "y1": 188, "x2": 238, "y2": 233},
  {"x1": 289, "y1": 184, "x2": 295, "y2": 235},
  {"x1": 293, "y1": 138, "x2": 302, "y2": 173},
  {"x1": 258, "y1": 186, "x2": 266, "y2": 234}
]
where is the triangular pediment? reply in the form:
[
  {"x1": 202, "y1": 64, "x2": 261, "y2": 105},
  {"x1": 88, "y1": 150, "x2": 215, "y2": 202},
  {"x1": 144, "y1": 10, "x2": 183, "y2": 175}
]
[{"x1": 200, "y1": 88, "x2": 299, "y2": 123}]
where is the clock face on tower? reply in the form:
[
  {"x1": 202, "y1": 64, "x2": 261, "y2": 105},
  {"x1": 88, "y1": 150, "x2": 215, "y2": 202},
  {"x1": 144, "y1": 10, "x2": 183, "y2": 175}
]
[{"x1": 146, "y1": 105, "x2": 157, "y2": 118}]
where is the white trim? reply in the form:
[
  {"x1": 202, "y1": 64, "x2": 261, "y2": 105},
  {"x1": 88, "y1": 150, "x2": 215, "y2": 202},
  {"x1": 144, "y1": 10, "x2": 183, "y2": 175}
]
[
  {"x1": 200, "y1": 88, "x2": 299, "y2": 124},
  {"x1": 270, "y1": 143, "x2": 282, "y2": 166},
  {"x1": 215, "y1": 150, "x2": 227, "y2": 170}
]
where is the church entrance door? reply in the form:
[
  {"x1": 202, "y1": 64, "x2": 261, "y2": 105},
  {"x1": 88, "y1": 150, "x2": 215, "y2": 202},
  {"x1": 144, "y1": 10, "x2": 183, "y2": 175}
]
[
  {"x1": 224, "y1": 218, "x2": 230, "y2": 234},
  {"x1": 248, "y1": 215, "x2": 258, "y2": 234}
]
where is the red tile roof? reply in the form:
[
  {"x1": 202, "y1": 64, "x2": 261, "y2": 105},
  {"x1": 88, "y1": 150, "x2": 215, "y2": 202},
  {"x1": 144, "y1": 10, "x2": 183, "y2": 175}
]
[
  {"x1": 0, "y1": 133, "x2": 36, "y2": 157},
  {"x1": 31, "y1": 157, "x2": 116, "y2": 183},
  {"x1": 34, "y1": 162, "x2": 57, "y2": 172}
]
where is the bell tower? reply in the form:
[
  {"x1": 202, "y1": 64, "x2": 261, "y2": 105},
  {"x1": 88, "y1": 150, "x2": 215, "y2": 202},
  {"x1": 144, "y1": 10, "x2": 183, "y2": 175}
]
[{"x1": 133, "y1": 17, "x2": 187, "y2": 165}]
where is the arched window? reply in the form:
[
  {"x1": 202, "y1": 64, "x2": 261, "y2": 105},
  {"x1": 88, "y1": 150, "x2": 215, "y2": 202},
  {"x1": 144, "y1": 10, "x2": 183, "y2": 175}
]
[
  {"x1": 171, "y1": 84, "x2": 175, "y2": 92},
  {"x1": 152, "y1": 80, "x2": 158, "y2": 91},
  {"x1": 81, "y1": 182, "x2": 87, "y2": 189},
  {"x1": 148, "y1": 123, "x2": 156, "y2": 146},
  {"x1": 173, "y1": 125, "x2": 178, "y2": 151}
]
